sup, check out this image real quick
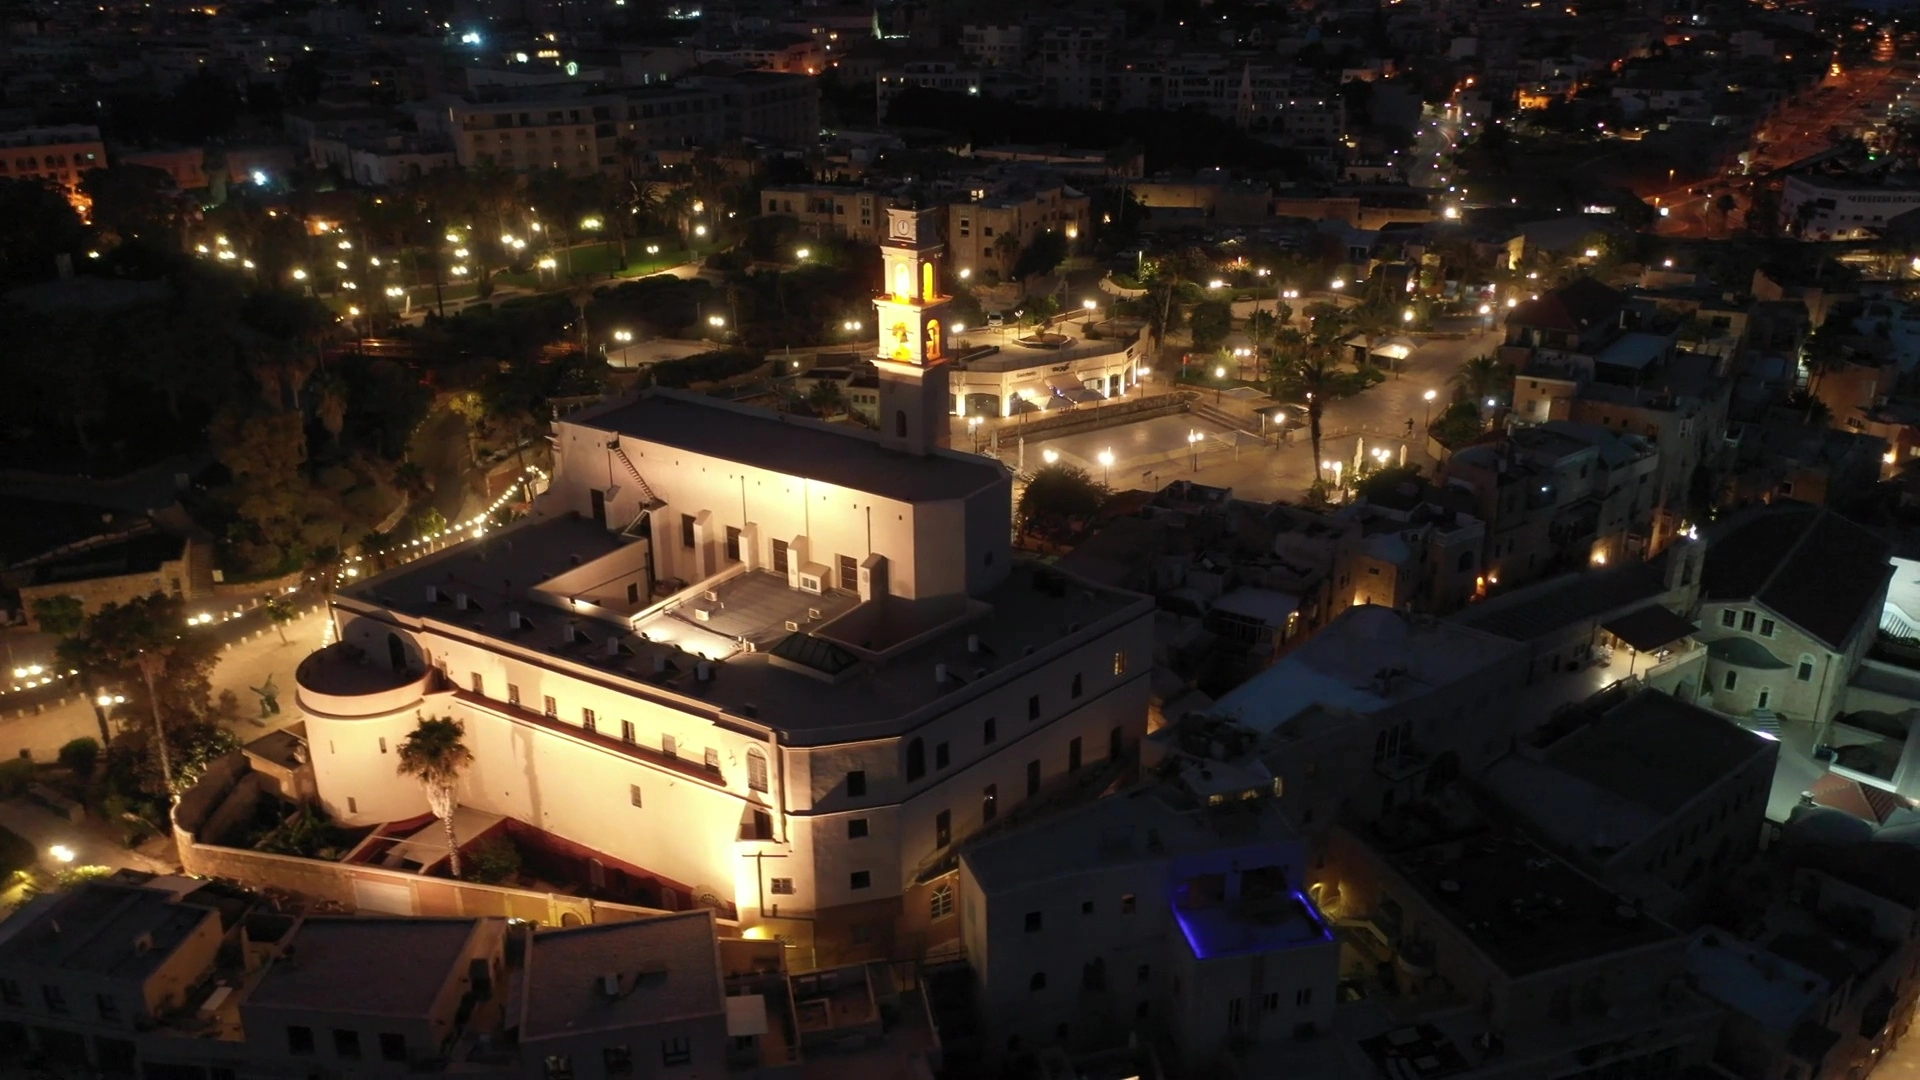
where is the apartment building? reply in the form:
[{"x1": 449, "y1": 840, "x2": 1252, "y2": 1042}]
[
  {"x1": 760, "y1": 183, "x2": 886, "y2": 242},
  {"x1": 693, "y1": 34, "x2": 824, "y2": 75},
  {"x1": 1037, "y1": 27, "x2": 1109, "y2": 109},
  {"x1": 876, "y1": 59, "x2": 981, "y2": 121},
  {"x1": 0, "y1": 124, "x2": 104, "y2": 191},
  {"x1": 299, "y1": 212, "x2": 1154, "y2": 964},
  {"x1": 958, "y1": 773, "x2": 1337, "y2": 1074},
  {"x1": 1781, "y1": 174, "x2": 1920, "y2": 241},
  {"x1": 960, "y1": 24, "x2": 1026, "y2": 67},
  {"x1": 945, "y1": 180, "x2": 1089, "y2": 279}
]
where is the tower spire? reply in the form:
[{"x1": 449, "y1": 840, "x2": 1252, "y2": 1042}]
[{"x1": 872, "y1": 206, "x2": 953, "y2": 455}]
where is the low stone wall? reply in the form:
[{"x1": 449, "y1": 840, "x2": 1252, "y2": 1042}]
[
  {"x1": 976, "y1": 392, "x2": 1188, "y2": 446},
  {"x1": 209, "y1": 568, "x2": 305, "y2": 601}
]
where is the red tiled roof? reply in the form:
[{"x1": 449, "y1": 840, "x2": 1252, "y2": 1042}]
[
  {"x1": 1811, "y1": 773, "x2": 1910, "y2": 825},
  {"x1": 1507, "y1": 277, "x2": 1626, "y2": 334}
]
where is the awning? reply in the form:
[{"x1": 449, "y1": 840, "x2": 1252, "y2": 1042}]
[
  {"x1": 1044, "y1": 373, "x2": 1084, "y2": 392},
  {"x1": 1601, "y1": 605, "x2": 1697, "y2": 652}
]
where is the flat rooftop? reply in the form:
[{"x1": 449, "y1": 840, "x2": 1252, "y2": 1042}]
[
  {"x1": 1450, "y1": 564, "x2": 1670, "y2": 644},
  {"x1": 248, "y1": 918, "x2": 487, "y2": 1018},
  {"x1": 1542, "y1": 690, "x2": 1775, "y2": 815},
  {"x1": 571, "y1": 391, "x2": 1006, "y2": 503},
  {"x1": 1366, "y1": 827, "x2": 1676, "y2": 978},
  {"x1": 953, "y1": 333, "x2": 1134, "y2": 374},
  {"x1": 1210, "y1": 605, "x2": 1520, "y2": 733},
  {"x1": 962, "y1": 784, "x2": 1300, "y2": 894},
  {"x1": 0, "y1": 883, "x2": 216, "y2": 981},
  {"x1": 297, "y1": 642, "x2": 423, "y2": 697},
  {"x1": 520, "y1": 911, "x2": 723, "y2": 1040},
  {"x1": 346, "y1": 516, "x2": 1150, "y2": 745},
  {"x1": 1687, "y1": 927, "x2": 1827, "y2": 1031}
]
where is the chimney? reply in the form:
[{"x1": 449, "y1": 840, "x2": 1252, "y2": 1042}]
[
  {"x1": 509, "y1": 611, "x2": 525, "y2": 630},
  {"x1": 606, "y1": 636, "x2": 621, "y2": 657},
  {"x1": 653, "y1": 653, "x2": 668, "y2": 674},
  {"x1": 456, "y1": 593, "x2": 469, "y2": 611},
  {"x1": 564, "y1": 622, "x2": 579, "y2": 644},
  {"x1": 426, "y1": 585, "x2": 440, "y2": 603},
  {"x1": 696, "y1": 661, "x2": 713, "y2": 682}
]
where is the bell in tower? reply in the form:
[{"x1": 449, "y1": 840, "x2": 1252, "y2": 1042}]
[{"x1": 873, "y1": 206, "x2": 954, "y2": 455}]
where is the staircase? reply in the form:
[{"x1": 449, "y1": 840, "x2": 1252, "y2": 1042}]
[
  {"x1": 1882, "y1": 605, "x2": 1919, "y2": 644},
  {"x1": 610, "y1": 444, "x2": 664, "y2": 508}
]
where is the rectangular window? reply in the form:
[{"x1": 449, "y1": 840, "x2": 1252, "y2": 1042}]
[
  {"x1": 378, "y1": 737, "x2": 387, "y2": 754},
  {"x1": 42, "y1": 986, "x2": 65, "y2": 1014},
  {"x1": 1028, "y1": 694, "x2": 1040, "y2": 721},
  {"x1": 1138, "y1": 963, "x2": 1151, "y2": 984},
  {"x1": 1760, "y1": 619, "x2": 1776, "y2": 637},
  {"x1": 848, "y1": 817, "x2": 869, "y2": 838},
  {"x1": 746, "y1": 810, "x2": 773, "y2": 840},
  {"x1": 1027, "y1": 759, "x2": 1041, "y2": 796},
  {"x1": 543, "y1": 695, "x2": 557, "y2": 718},
  {"x1": 1071, "y1": 673, "x2": 1083, "y2": 699},
  {"x1": 770, "y1": 878, "x2": 795, "y2": 895},
  {"x1": 508, "y1": 684, "x2": 521, "y2": 707},
  {"x1": 1296, "y1": 987, "x2": 1313, "y2": 1008},
  {"x1": 935, "y1": 742, "x2": 950, "y2": 769},
  {"x1": 0, "y1": 979, "x2": 19, "y2": 1006},
  {"x1": 748, "y1": 751, "x2": 768, "y2": 791},
  {"x1": 1721, "y1": 609, "x2": 1736, "y2": 627},
  {"x1": 936, "y1": 809, "x2": 951, "y2": 847},
  {"x1": 661, "y1": 1037, "x2": 692, "y2": 1067},
  {"x1": 1069, "y1": 737, "x2": 1082, "y2": 772},
  {"x1": 582, "y1": 708, "x2": 596, "y2": 734},
  {"x1": 1724, "y1": 670, "x2": 1739, "y2": 691},
  {"x1": 1121, "y1": 893, "x2": 1136, "y2": 914},
  {"x1": 348, "y1": 797, "x2": 357, "y2": 814},
  {"x1": 96, "y1": 994, "x2": 120, "y2": 1023},
  {"x1": 1113, "y1": 651, "x2": 1127, "y2": 675},
  {"x1": 621, "y1": 720, "x2": 636, "y2": 744},
  {"x1": 839, "y1": 553, "x2": 859, "y2": 590},
  {"x1": 1227, "y1": 997, "x2": 1244, "y2": 1030},
  {"x1": 335, "y1": 1030, "x2": 362, "y2": 1059},
  {"x1": 629, "y1": 784, "x2": 643, "y2": 808},
  {"x1": 704, "y1": 747, "x2": 720, "y2": 773},
  {"x1": 471, "y1": 672, "x2": 484, "y2": 696},
  {"x1": 680, "y1": 513, "x2": 696, "y2": 548},
  {"x1": 1264, "y1": 991, "x2": 1280, "y2": 1011},
  {"x1": 726, "y1": 526, "x2": 741, "y2": 562},
  {"x1": 1110, "y1": 726, "x2": 1123, "y2": 759},
  {"x1": 1798, "y1": 660, "x2": 1815, "y2": 681},
  {"x1": 1741, "y1": 611, "x2": 1756, "y2": 632},
  {"x1": 380, "y1": 1033, "x2": 407, "y2": 1062},
  {"x1": 773, "y1": 539, "x2": 790, "y2": 573},
  {"x1": 1025, "y1": 911, "x2": 1043, "y2": 932},
  {"x1": 983, "y1": 717, "x2": 997, "y2": 743},
  {"x1": 603, "y1": 1046, "x2": 633, "y2": 1075},
  {"x1": 662, "y1": 734, "x2": 677, "y2": 758},
  {"x1": 288, "y1": 1026, "x2": 315, "y2": 1055},
  {"x1": 849, "y1": 870, "x2": 872, "y2": 890},
  {"x1": 983, "y1": 784, "x2": 997, "y2": 822},
  {"x1": 847, "y1": 770, "x2": 866, "y2": 797}
]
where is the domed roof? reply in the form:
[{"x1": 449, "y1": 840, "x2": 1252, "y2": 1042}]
[
  {"x1": 1783, "y1": 804, "x2": 1876, "y2": 847},
  {"x1": 1362, "y1": 533, "x2": 1414, "y2": 566},
  {"x1": 1345, "y1": 604, "x2": 1410, "y2": 646}
]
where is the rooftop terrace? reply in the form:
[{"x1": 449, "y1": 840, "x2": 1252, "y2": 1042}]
[{"x1": 344, "y1": 515, "x2": 1150, "y2": 744}]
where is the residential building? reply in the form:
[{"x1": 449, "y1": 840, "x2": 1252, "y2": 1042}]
[
  {"x1": 959, "y1": 24, "x2": 1026, "y2": 68},
  {"x1": 1696, "y1": 503, "x2": 1891, "y2": 729},
  {"x1": 1481, "y1": 689, "x2": 1778, "y2": 924},
  {"x1": 299, "y1": 210, "x2": 1155, "y2": 966},
  {"x1": 875, "y1": 59, "x2": 982, "y2": 122},
  {"x1": 1781, "y1": 174, "x2": 1920, "y2": 241},
  {"x1": 694, "y1": 34, "x2": 824, "y2": 75},
  {"x1": 945, "y1": 180, "x2": 1089, "y2": 280},
  {"x1": 760, "y1": 183, "x2": 887, "y2": 243},
  {"x1": 1037, "y1": 27, "x2": 1109, "y2": 109},
  {"x1": 958, "y1": 772, "x2": 1337, "y2": 1075},
  {"x1": 0, "y1": 125, "x2": 104, "y2": 192}
]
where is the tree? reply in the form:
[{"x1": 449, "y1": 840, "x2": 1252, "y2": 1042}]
[
  {"x1": 60, "y1": 595, "x2": 197, "y2": 797},
  {"x1": 361, "y1": 529, "x2": 395, "y2": 571},
  {"x1": 1348, "y1": 305, "x2": 1394, "y2": 371},
  {"x1": 30, "y1": 595, "x2": 85, "y2": 638},
  {"x1": 1011, "y1": 230, "x2": 1069, "y2": 281},
  {"x1": 806, "y1": 378, "x2": 844, "y2": 415},
  {"x1": 1270, "y1": 340, "x2": 1342, "y2": 482},
  {"x1": 991, "y1": 231, "x2": 1021, "y2": 272},
  {"x1": 1431, "y1": 400, "x2": 1487, "y2": 447},
  {"x1": 1189, "y1": 300, "x2": 1234, "y2": 352},
  {"x1": 264, "y1": 597, "x2": 295, "y2": 645},
  {"x1": 0, "y1": 178, "x2": 87, "y2": 285},
  {"x1": 1451, "y1": 355, "x2": 1511, "y2": 405},
  {"x1": 396, "y1": 716, "x2": 474, "y2": 878},
  {"x1": 1016, "y1": 463, "x2": 1107, "y2": 531},
  {"x1": 79, "y1": 164, "x2": 185, "y2": 246},
  {"x1": 209, "y1": 404, "x2": 308, "y2": 573}
]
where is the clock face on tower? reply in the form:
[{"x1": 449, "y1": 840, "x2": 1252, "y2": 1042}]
[{"x1": 893, "y1": 217, "x2": 914, "y2": 240}]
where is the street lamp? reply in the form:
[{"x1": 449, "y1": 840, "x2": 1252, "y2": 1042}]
[
  {"x1": 958, "y1": 268, "x2": 972, "y2": 280},
  {"x1": 1188, "y1": 430, "x2": 1203, "y2": 472},
  {"x1": 291, "y1": 268, "x2": 307, "y2": 281},
  {"x1": 796, "y1": 247, "x2": 811, "y2": 261},
  {"x1": 581, "y1": 216, "x2": 602, "y2": 231},
  {"x1": 694, "y1": 224, "x2": 708, "y2": 237},
  {"x1": 1402, "y1": 308, "x2": 1415, "y2": 323},
  {"x1": 1424, "y1": 388, "x2": 1437, "y2": 430},
  {"x1": 1042, "y1": 448, "x2": 1060, "y2": 465},
  {"x1": 646, "y1": 244, "x2": 661, "y2": 255},
  {"x1": 612, "y1": 329, "x2": 634, "y2": 366},
  {"x1": 1097, "y1": 448, "x2": 1114, "y2": 485},
  {"x1": 1331, "y1": 278, "x2": 1346, "y2": 290}
]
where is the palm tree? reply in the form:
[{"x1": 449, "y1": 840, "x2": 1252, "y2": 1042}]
[
  {"x1": 1348, "y1": 305, "x2": 1394, "y2": 372},
  {"x1": 396, "y1": 716, "x2": 474, "y2": 878},
  {"x1": 991, "y1": 232, "x2": 1020, "y2": 275},
  {"x1": 80, "y1": 596, "x2": 181, "y2": 797},
  {"x1": 1451, "y1": 355, "x2": 1511, "y2": 405},
  {"x1": 311, "y1": 372, "x2": 348, "y2": 447},
  {"x1": 361, "y1": 529, "x2": 395, "y2": 571},
  {"x1": 1272, "y1": 338, "x2": 1342, "y2": 482}
]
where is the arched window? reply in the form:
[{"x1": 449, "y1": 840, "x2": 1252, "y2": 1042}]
[
  {"x1": 893, "y1": 263, "x2": 910, "y2": 301},
  {"x1": 922, "y1": 262, "x2": 937, "y2": 301},
  {"x1": 746, "y1": 748, "x2": 768, "y2": 792},
  {"x1": 926, "y1": 320, "x2": 942, "y2": 360},
  {"x1": 930, "y1": 883, "x2": 954, "y2": 920},
  {"x1": 906, "y1": 737, "x2": 925, "y2": 781},
  {"x1": 895, "y1": 410, "x2": 908, "y2": 438}
]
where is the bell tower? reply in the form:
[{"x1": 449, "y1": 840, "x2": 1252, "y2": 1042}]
[{"x1": 873, "y1": 206, "x2": 952, "y2": 455}]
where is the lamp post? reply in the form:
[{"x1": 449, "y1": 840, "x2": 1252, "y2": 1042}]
[
  {"x1": 1424, "y1": 388, "x2": 1438, "y2": 431},
  {"x1": 612, "y1": 329, "x2": 634, "y2": 367},
  {"x1": 1083, "y1": 298, "x2": 1099, "y2": 327},
  {"x1": 1098, "y1": 448, "x2": 1114, "y2": 486},
  {"x1": 1042, "y1": 448, "x2": 1059, "y2": 465},
  {"x1": 1188, "y1": 430, "x2": 1203, "y2": 472}
]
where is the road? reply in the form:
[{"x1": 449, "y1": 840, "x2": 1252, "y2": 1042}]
[{"x1": 1021, "y1": 324, "x2": 1502, "y2": 502}]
